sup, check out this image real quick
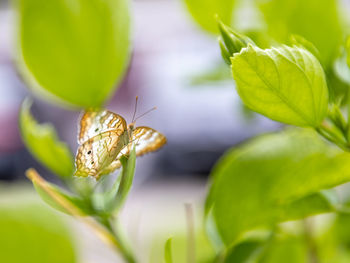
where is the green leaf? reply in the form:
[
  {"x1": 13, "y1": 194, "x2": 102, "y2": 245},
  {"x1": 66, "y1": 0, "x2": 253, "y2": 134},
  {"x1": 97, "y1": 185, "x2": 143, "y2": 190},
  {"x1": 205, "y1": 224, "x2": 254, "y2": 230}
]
[
  {"x1": 26, "y1": 168, "x2": 91, "y2": 215},
  {"x1": 105, "y1": 148, "x2": 136, "y2": 213},
  {"x1": 257, "y1": 0, "x2": 344, "y2": 67},
  {"x1": 184, "y1": 0, "x2": 236, "y2": 33},
  {"x1": 289, "y1": 34, "x2": 321, "y2": 62},
  {"x1": 16, "y1": 0, "x2": 131, "y2": 107},
  {"x1": 164, "y1": 238, "x2": 173, "y2": 263},
  {"x1": 279, "y1": 190, "x2": 338, "y2": 222},
  {"x1": 19, "y1": 99, "x2": 74, "y2": 178},
  {"x1": 258, "y1": 234, "x2": 308, "y2": 263},
  {"x1": 207, "y1": 129, "x2": 350, "y2": 246},
  {"x1": 223, "y1": 240, "x2": 264, "y2": 263},
  {"x1": 231, "y1": 45, "x2": 328, "y2": 127},
  {"x1": 0, "y1": 201, "x2": 76, "y2": 263}
]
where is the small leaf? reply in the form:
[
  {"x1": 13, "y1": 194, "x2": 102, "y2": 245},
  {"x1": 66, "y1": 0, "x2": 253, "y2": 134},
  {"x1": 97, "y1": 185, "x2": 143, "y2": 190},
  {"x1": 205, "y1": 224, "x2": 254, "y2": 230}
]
[
  {"x1": 19, "y1": 99, "x2": 74, "y2": 178},
  {"x1": 231, "y1": 45, "x2": 329, "y2": 127},
  {"x1": 26, "y1": 168, "x2": 91, "y2": 215},
  {"x1": 164, "y1": 238, "x2": 173, "y2": 263},
  {"x1": 16, "y1": 0, "x2": 131, "y2": 107},
  {"x1": 207, "y1": 129, "x2": 350, "y2": 246}
]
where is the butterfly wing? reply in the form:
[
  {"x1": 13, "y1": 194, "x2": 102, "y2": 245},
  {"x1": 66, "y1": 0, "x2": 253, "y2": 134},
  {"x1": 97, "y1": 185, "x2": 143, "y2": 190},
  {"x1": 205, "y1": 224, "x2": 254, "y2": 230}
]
[
  {"x1": 78, "y1": 110, "x2": 127, "y2": 145},
  {"x1": 100, "y1": 126, "x2": 166, "y2": 175},
  {"x1": 131, "y1": 126, "x2": 167, "y2": 156},
  {"x1": 75, "y1": 130, "x2": 129, "y2": 179}
]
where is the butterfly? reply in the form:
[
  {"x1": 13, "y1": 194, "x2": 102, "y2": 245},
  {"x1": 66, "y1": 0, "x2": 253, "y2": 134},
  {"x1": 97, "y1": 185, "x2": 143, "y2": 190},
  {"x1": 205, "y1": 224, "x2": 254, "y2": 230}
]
[{"x1": 74, "y1": 109, "x2": 166, "y2": 179}]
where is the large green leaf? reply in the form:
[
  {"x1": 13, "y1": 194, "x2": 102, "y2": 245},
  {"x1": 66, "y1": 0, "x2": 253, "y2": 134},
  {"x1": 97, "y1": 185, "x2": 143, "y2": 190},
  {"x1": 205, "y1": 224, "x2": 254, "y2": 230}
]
[
  {"x1": 208, "y1": 129, "x2": 350, "y2": 246},
  {"x1": 256, "y1": 0, "x2": 343, "y2": 67},
  {"x1": 231, "y1": 45, "x2": 328, "y2": 127},
  {"x1": 183, "y1": 0, "x2": 236, "y2": 33},
  {"x1": 0, "y1": 199, "x2": 76, "y2": 263},
  {"x1": 16, "y1": 0, "x2": 131, "y2": 107},
  {"x1": 19, "y1": 99, "x2": 74, "y2": 178}
]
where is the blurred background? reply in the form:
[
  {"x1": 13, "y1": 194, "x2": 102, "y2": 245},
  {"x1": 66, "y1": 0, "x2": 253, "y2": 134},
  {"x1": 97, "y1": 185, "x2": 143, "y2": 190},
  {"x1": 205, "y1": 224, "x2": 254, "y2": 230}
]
[
  {"x1": 1, "y1": 0, "x2": 350, "y2": 262},
  {"x1": 0, "y1": 0, "x2": 279, "y2": 184}
]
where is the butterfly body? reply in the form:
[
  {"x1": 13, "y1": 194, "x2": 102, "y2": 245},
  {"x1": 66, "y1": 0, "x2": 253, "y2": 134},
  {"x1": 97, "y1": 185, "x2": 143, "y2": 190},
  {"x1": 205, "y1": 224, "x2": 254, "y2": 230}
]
[{"x1": 74, "y1": 110, "x2": 166, "y2": 179}]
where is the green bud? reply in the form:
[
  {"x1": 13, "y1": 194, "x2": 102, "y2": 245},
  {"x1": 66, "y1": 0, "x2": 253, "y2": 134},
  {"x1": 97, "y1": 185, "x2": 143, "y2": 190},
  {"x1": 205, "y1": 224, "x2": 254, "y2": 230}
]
[
  {"x1": 217, "y1": 19, "x2": 254, "y2": 65},
  {"x1": 219, "y1": 39, "x2": 232, "y2": 65}
]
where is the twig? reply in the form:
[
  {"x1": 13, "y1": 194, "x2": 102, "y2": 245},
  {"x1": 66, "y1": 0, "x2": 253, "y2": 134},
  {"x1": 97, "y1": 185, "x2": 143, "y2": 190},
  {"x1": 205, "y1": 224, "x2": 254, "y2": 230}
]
[{"x1": 185, "y1": 203, "x2": 196, "y2": 263}]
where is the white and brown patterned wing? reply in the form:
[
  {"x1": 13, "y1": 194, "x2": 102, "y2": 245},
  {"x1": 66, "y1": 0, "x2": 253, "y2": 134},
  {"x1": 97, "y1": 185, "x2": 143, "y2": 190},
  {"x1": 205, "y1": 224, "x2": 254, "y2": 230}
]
[
  {"x1": 132, "y1": 126, "x2": 167, "y2": 156},
  {"x1": 75, "y1": 131, "x2": 127, "y2": 179},
  {"x1": 100, "y1": 126, "x2": 166, "y2": 175},
  {"x1": 78, "y1": 110, "x2": 127, "y2": 145}
]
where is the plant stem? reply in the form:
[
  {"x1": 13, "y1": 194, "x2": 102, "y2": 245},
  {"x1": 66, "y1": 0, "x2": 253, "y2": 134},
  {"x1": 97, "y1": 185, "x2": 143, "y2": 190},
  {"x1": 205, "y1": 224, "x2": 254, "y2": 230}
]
[
  {"x1": 303, "y1": 219, "x2": 319, "y2": 263},
  {"x1": 100, "y1": 217, "x2": 137, "y2": 263},
  {"x1": 185, "y1": 203, "x2": 196, "y2": 263}
]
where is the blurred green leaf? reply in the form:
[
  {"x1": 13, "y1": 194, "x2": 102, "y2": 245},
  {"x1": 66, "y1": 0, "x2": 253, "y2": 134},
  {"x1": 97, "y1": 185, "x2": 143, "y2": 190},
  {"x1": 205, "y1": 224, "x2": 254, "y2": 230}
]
[
  {"x1": 184, "y1": 0, "x2": 236, "y2": 33},
  {"x1": 256, "y1": 0, "x2": 343, "y2": 67},
  {"x1": 27, "y1": 168, "x2": 92, "y2": 215},
  {"x1": 16, "y1": 0, "x2": 131, "y2": 107},
  {"x1": 280, "y1": 190, "x2": 338, "y2": 222},
  {"x1": 207, "y1": 129, "x2": 350, "y2": 246},
  {"x1": 259, "y1": 233, "x2": 308, "y2": 263},
  {"x1": 104, "y1": 148, "x2": 136, "y2": 213},
  {"x1": 223, "y1": 240, "x2": 264, "y2": 263},
  {"x1": 0, "y1": 200, "x2": 76, "y2": 263},
  {"x1": 19, "y1": 99, "x2": 74, "y2": 178},
  {"x1": 189, "y1": 62, "x2": 231, "y2": 85},
  {"x1": 164, "y1": 238, "x2": 173, "y2": 263},
  {"x1": 231, "y1": 45, "x2": 328, "y2": 127}
]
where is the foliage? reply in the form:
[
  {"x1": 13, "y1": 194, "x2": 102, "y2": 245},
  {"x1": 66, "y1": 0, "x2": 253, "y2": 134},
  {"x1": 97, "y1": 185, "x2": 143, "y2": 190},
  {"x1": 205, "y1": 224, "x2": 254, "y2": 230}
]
[
  {"x1": 0, "y1": 197, "x2": 76, "y2": 263},
  {"x1": 256, "y1": 0, "x2": 343, "y2": 67},
  {"x1": 184, "y1": 0, "x2": 350, "y2": 260},
  {"x1": 16, "y1": 0, "x2": 131, "y2": 108},
  {"x1": 19, "y1": 99, "x2": 74, "y2": 178},
  {"x1": 207, "y1": 129, "x2": 348, "y2": 245},
  {"x1": 231, "y1": 44, "x2": 328, "y2": 127},
  {"x1": 15, "y1": 0, "x2": 350, "y2": 262},
  {"x1": 183, "y1": 0, "x2": 236, "y2": 33}
]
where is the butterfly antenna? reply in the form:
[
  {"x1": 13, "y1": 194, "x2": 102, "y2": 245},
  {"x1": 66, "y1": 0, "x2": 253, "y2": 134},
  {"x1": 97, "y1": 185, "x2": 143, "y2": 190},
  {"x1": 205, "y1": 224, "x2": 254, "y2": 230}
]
[
  {"x1": 131, "y1": 96, "x2": 139, "y2": 123},
  {"x1": 134, "y1": 106, "x2": 157, "y2": 122}
]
